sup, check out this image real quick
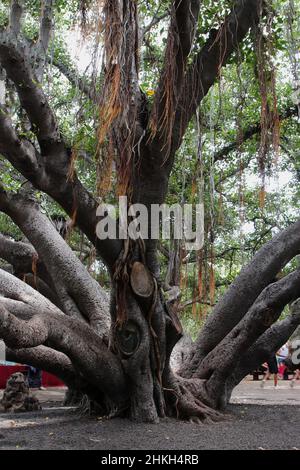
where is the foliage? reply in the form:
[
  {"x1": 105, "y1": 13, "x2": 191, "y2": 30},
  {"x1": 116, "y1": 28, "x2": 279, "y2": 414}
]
[{"x1": 0, "y1": 0, "x2": 299, "y2": 334}]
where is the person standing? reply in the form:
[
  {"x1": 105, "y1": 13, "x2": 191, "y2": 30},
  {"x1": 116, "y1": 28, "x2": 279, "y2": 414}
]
[
  {"x1": 261, "y1": 355, "x2": 278, "y2": 388},
  {"x1": 27, "y1": 366, "x2": 45, "y2": 390},
  {"x1": 277, "y1": 343, "x2": 289, "y2": 380},
  {"x1": 290, "y1": 369, "x2": 300, "y2": 387}
]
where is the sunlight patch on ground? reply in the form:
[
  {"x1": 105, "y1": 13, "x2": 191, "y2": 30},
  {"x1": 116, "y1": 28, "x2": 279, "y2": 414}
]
[{"x1": 0, "y1": 419, "x2": 37, "y2": 430}]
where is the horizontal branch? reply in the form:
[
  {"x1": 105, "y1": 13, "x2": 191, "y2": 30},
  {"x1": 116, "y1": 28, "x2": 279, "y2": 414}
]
[
  {"x1": 178, "y1": 297, "x2": 212, "y2": 311},
  {"x1": 213, "y1": 105, "x2": 299, "y2": 163},
  {"x1": 6, "y1": 346, "x2": 84, "y2": 390},
  {"x1": 0, "y1": 271, "x2": 128, "y2": 407}
]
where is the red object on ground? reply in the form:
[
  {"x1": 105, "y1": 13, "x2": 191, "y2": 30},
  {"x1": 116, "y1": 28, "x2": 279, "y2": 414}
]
[
  {"x1": 42, "y1": 371, "x2": 65, "y2": 387},
  {"x1": 0, "y1": 365, "x2": 64, "y2": 389},
  {"x1": 278, "y1": 363, "x2": 287, "y2": 378}
]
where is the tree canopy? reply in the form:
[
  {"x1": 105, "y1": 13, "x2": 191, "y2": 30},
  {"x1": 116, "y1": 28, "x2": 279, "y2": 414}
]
[{"x1": 0, "y1": 0, "x2": 299, "y2": 423}]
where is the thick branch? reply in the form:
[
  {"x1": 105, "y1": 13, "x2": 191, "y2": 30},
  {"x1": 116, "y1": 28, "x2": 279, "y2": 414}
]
[
  {"x1": 140, "y1": 0, "x2": 262, "y2": 230},
  {"x1": 6, "y1": 346, "x2": 84, "y2": 390},
  {"x1": 0, "y1": 105, "x2": 41, "y2": 176},
  {"x1": 21, "y1": 274, "x2": 62, "y2": 309},
  {"x1": 0, "y1": 308, "x2": 127, "y2": 408},
  {"x1": 0, "y1": 34, "x2": 62, "y2": 153},
  {"x1": 0, "y1": 234, "x2": 36, "y2": 274},
  {"x1": 200, "y1": 270, "x2": 300, "y2": 404},
  {"x1": 38, "y1": 0, "x2": 53, "y2": 53},
  {"x1": 36, "y1": 0, "x2": 54, "y2": 81},
  {"x1": 150, "y1": 0, "x2": 201, "y2": 149},
  {"x1": 0, "y1": 267, "x2": 63, "y2": 320},
  {"x1": 183, "y1": 219, "x2": 300, "y2": 375},
  {"x1": 0, "y1": 189, "x2": 110, "y2": 335},
  {"x1": 0, "y1": 48, "x2": 121, "y2": 268},
  {"x1": 0, "y1": 271, "x2": 128, "y2": 408},
  {"x1": 9, "y1": 0, "x2": 23, "y2": 36},
  {"x1": 172, "y1": 0, "x2": 262, "y2": 152},
  {"x1": 229, "y1": 298, "x2": 300, "y2": 389},
  {"x1": 0, "y1": 233, "x2": 60, "y2": 305}
]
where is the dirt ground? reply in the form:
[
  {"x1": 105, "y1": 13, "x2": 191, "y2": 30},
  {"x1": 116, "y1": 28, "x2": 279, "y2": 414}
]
[{"x1": 0, "y1": 381, "x2": 300, "y2": 450}]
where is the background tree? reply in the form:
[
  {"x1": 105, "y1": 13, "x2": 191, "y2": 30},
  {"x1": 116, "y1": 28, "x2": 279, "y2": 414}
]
[{"x1": 0, "y1": 0, "x2": 299, "y2": 422}]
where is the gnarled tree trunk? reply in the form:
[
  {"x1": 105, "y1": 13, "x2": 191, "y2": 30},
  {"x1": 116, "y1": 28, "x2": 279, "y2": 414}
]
[{"x1": 1, "y1": 0, "x2": 300, "y2": 423}]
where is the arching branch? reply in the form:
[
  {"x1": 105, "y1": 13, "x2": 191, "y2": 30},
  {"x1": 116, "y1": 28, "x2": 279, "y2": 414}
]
[
  {"x1": 172, "y1": 0, "x2": 262, "y2": 153},
  {"x1": 229, "y1": 298, "x2": 300, "y2": 390},
  {"x1": 201, "y1": 270, "x2": 300, "y2": 406},
  {"x1": 0, "y1": 37, "x2": 121, "y2": 268},
  {"x1": 0, "y1": 188, "x2": 110, "y2": 336},
  {"x1": 183, "y1": 218, "x2": 300, "y2": 375},
  {"x1": 0, "y1": 286, "x2": 128, "y2": 408},
  {"x1": 6, "y1": 346, "x2": 81, "y2": 390}
]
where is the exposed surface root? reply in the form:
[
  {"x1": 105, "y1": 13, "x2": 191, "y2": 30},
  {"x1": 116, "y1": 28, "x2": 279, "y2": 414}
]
[{"x1": 163, "y1": 371, "x2": 225, "y2": 423}]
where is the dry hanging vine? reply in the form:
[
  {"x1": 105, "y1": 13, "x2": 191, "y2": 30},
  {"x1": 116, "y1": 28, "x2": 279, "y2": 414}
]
[
  {"x1": 254, "y1": 1, "x2": 280, "y2": 208},
  {"x1": 97, "y1": 0, "x2": 140, "y2": 199}
]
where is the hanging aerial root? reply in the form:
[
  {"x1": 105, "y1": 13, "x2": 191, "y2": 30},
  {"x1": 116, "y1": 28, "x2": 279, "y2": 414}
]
[
  {"x1": 97, "y1": 0, "x2": 140, "y2": 197},
  {"x1": 149, "y1": 6, "x2": 179, "y2": 160},
  {"x1": 254, "y1": 5, "x2": 279, "y2": 209}
]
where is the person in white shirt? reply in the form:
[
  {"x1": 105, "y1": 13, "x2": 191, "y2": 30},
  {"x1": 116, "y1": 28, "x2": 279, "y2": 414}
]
[
  {"x1": 277, "y1": 343, "x2": 290, "y2": 380},
  {"x1": 277, "y1": 344, "x2": 289, "y2": 363}
]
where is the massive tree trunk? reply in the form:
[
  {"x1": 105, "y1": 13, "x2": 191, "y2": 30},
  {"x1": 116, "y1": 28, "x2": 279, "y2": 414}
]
[{"x1": 1, "y1": 0, "x2": 300, "y2": 423}]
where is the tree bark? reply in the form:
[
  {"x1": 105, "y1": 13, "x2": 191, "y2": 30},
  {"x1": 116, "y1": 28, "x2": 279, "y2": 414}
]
[
  {"x1": 1, "y1": 0, "x2": 299, "y2": 425},
  {"x1": 0, "y1": 188, "x2": 110, "y2": 336},
  {"x1": 182, "y1": 220, "x2": 300, "y2": 378}
]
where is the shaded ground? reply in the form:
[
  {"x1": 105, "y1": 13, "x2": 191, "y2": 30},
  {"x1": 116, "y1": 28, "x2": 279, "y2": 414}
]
[{"x1": 0, "y1": 380, "x2": 300, "y2": 450}]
